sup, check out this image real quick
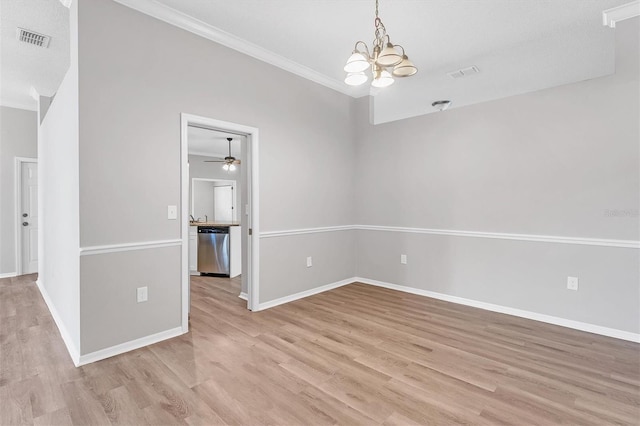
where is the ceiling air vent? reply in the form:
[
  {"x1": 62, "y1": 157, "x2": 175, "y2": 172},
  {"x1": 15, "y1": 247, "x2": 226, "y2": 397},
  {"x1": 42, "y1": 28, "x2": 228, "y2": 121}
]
[
  {"x1": 447, "y1": 66, "x2": 479, "y2": 79},
  {"x1": 16, "y1": 28, "x2": 51, "y2": 48}
]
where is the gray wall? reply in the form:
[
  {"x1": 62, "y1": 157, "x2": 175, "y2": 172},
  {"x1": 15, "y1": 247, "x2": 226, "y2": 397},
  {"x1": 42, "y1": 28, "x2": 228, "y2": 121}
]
[
  {"x1": 80, "y1": 245, "x2": 181, "y2": 353},
  {"x1": 354, "y1": 19, "x2": 639, "y2": 333},
  {"x1": 261, "y1": 230, "x2": 356, "y2": 302},
  {"x1": 0, "y1": 106, "x2": 37, "y2": 275},
  {"x1": 75, "y1": 0, "x2": 355, "y2": 353}
]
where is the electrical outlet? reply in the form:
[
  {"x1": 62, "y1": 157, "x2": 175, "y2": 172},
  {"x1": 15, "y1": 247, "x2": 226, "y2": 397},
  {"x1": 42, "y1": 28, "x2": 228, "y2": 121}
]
[
  {"x1": 137, "y1": 286, "x2": 148, "y2": 302},
  {"x1": 401, "y1": 254, "x2": 407, "y2": 264},
  {"x1": 567, "y1": 276, "x2": 579, "y2": 291},
  {"x1": 306, "y1": 256, "x2": 313, "y2": 268},
  {"x1": 167, "y1": 205, "x2": 177, "y2": 220}
]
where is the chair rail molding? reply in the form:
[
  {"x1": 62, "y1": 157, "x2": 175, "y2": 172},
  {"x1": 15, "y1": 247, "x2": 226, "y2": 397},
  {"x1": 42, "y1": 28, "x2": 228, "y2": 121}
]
[
  {"x1": 79, "y1": 239, "x2": 183, "y2": 256},
  {"x1": 603, "y1": 1, "x2": 640, "y2": 28},
  {"x1": 259, "y1": 224, "x2": 640, "y2": 249}
]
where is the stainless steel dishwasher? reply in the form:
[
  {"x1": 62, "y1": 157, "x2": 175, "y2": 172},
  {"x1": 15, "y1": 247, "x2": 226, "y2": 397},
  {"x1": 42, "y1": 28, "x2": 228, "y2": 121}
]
[{"x1": 197, "y1": 226, "x2": 230, "y2": 276}]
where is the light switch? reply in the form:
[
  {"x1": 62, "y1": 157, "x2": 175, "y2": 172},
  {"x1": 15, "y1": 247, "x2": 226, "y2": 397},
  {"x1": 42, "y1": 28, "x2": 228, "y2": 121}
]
[
  {"x1": 306, "y1": 256, "x2": 313, "y2": 267},
  {"x1": 167, "y1": 205, "x2": 177, "y2": 220},
  {"x1": 401, "y1": 254, "x2": 407, "y2": 264}
]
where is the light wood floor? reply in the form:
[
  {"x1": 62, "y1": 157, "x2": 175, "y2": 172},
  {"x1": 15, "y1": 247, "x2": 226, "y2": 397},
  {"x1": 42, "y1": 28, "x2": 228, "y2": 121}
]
[{"x1": 1, "y1": 273, "x2": 639, "y2": 425}]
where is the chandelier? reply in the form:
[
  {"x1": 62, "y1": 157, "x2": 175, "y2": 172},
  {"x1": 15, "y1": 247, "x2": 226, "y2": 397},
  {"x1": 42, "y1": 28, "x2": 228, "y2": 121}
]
[{"x1": 343, "y1": 0, "x2": 418, "y2": 88}]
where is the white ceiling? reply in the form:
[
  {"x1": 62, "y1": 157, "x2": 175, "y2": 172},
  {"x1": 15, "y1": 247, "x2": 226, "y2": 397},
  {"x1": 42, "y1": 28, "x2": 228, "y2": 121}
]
[
  {"x1": 0, "y1": 0, "x2": 632, "y2": 122},
  {"x1": 119, "y1": 0, "x2": 631, "y2": 123},
  {"x1": 188, "y1": 126, "x2": 243, "y2": 158},
  {"x1": 0, "y1": 0, "x2": 69, "y2": 110}
]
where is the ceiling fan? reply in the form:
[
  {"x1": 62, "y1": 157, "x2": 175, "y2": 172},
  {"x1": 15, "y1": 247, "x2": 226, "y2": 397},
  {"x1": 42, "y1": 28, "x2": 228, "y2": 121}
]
[{"x1": 205, "y1": 137, "x2": 241, "y2": 171}]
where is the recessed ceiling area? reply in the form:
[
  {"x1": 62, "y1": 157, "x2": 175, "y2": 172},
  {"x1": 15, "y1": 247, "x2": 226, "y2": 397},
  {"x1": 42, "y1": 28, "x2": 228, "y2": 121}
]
[
  {"x1": 0, "y1": 0, "x2": 633, "y2": 122},
  {"x1": 121, "y1": 0, "x2": 630, "y2": 123},
  {"x1": 0, "y1": 0, "x2": 69, "y2": 110},
  {"x1": 188, "y1": 126, "x2": 243, "y2": 159}
]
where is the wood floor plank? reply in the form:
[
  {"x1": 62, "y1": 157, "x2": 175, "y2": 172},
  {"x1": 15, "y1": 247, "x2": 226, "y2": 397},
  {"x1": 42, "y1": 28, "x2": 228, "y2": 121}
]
[
  {"x1": 1, "y1": 274, "x2": 638, "y2": 425},
  {"x1": 32, "y1": 407, "x2": 73, "y2": 426}
]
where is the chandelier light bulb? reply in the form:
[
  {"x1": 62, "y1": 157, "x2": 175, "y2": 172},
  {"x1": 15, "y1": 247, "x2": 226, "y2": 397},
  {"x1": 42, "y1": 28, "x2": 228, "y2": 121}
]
[
  {"x1": 372, "y1": 69, "x2": 394, "y2": 88},
  {"x1": 345, "y1": 72, "x2": 368, "y2": 86},
  {"x1": 344, "y1": 52, "x2": 370, "y2": 73}
]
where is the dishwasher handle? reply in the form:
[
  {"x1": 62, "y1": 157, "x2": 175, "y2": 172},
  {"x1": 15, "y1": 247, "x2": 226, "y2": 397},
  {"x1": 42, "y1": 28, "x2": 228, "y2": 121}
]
[{"x1": 198, "y1": 227, "x2": 228, "y2": 234}]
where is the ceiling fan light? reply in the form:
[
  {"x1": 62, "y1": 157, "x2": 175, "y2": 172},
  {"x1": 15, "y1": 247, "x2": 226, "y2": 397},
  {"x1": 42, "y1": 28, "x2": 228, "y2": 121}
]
[
  {"x1": 376, "y1": 43, "x2": 402, "y2": 67},
  {"x1": 222, "y1": 163, "x2": 229, "y2": 171},
  {"x1": 344, "y1": 52, "x2": 370, "y2": 73},
  {"x1": 371, "y1": 69, "x2": 394, "y2": 88},
  {"x1": 345, "y1": 71, "x2": 368, "y2": 86},
  {"x1": 228, "y1": 163, "x2": 236, "y2": 171},
  {"x1": 392, "y1": 55, "x2": 418, "y2": 77}
]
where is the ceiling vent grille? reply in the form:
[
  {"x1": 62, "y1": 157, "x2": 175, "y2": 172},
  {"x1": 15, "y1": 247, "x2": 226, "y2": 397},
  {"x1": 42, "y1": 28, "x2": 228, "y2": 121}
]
[
  {"x1": 16, "y1": 28, "x2": 51, "y2": 48},
  {"x1": 447, "y1": 66, "x2": 479, "y2": 79}
]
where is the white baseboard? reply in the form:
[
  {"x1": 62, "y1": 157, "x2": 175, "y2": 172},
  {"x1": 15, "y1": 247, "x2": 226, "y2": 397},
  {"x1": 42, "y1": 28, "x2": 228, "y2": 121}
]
[
  {"x1": 254, "y1": 276, "x2": 639, "y2": 342},
  {"x1": 354, "y1": 277, "x2": 640, "y2": 343},
  {"x1": 35, "y1": 278, "x2": 81, "y2": 366},
  {"x1": 238, "y1": 292, "x2": 248, "y2": 300},
  {"x1": 257, "y1": 278, "x2": 353, "y2": 311},
  {"x1": 0, "y1": 272, "x2": 17, "y2": 279},
  {"x1": 78, "y1": 326, "x2": 185, "y2": 366}
]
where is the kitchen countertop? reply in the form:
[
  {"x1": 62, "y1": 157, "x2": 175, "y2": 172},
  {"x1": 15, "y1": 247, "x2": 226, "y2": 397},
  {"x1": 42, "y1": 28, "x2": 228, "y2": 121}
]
[{"x1": 189, "y1": 222, "x2": 241, "y2": 227}]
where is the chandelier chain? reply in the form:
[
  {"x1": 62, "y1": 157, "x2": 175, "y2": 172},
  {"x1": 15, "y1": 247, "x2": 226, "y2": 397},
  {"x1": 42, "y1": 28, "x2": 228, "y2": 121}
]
[{"x1": 375, "y1": 0, "x2": 379, "y2": 19}]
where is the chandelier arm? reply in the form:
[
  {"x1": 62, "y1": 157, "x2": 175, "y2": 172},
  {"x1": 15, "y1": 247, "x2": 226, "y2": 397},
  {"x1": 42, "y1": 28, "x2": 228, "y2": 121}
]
[{"x1": 354, "y1": 40, "x2": 371, "y2": 59}]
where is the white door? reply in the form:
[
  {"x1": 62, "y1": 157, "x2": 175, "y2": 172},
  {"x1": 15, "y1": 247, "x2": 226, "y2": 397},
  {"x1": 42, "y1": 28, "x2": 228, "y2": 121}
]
[
  {"x1": 21, "y1": 162, "x2": 38, "y2": 274},
  {"x1": 214, "y1": 185, "x2": 234, "y2": 222}
]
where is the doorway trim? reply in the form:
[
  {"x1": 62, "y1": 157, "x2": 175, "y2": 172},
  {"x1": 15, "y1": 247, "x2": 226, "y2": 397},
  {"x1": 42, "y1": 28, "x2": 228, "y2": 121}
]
[
  {"x1": 14, "y1": 157, "x2": 38, "y2": 276},
  {"x1": 180, "y1": 113, "x2": 260, "y2": 331}
]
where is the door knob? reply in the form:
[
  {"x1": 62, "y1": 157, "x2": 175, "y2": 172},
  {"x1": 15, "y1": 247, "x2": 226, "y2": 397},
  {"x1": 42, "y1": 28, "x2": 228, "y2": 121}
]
[
  {"x1": 22, "y1": 213, "x2": 28, "y2": 217},
  {"x1": 22, "y1": 222, "x2": 29, "y2": 226}
]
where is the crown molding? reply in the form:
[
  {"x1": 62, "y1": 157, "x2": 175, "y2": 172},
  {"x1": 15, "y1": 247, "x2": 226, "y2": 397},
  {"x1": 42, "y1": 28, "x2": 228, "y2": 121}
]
[
  {"x1": 188, "y1": 150, "x2": 226, "y2": 158},
  {"x1": 603, "y1": 1, "x2": 640, "y2": 28},
  {"x1": 112, "y1": 0, "x2": 362, "y2": 98}
]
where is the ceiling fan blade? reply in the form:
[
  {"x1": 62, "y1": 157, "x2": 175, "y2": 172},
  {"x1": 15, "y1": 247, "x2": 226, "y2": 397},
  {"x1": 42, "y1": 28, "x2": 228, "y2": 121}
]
[
  {"x1": 233, "y1": 160, "x2": 241, "y2": 164},
  {"x1": 204, "y1": 160, "x2": 224, "y2": 163}
]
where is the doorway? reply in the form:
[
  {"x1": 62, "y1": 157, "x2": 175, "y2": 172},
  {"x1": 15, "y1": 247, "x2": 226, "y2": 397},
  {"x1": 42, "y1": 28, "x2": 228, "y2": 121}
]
[
  {"x1": 180, "y1": 114, "x2": 260, "y2": 332},
  {"x1": 15, "y1": 157, "x2": 38, "y2": 276}
]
